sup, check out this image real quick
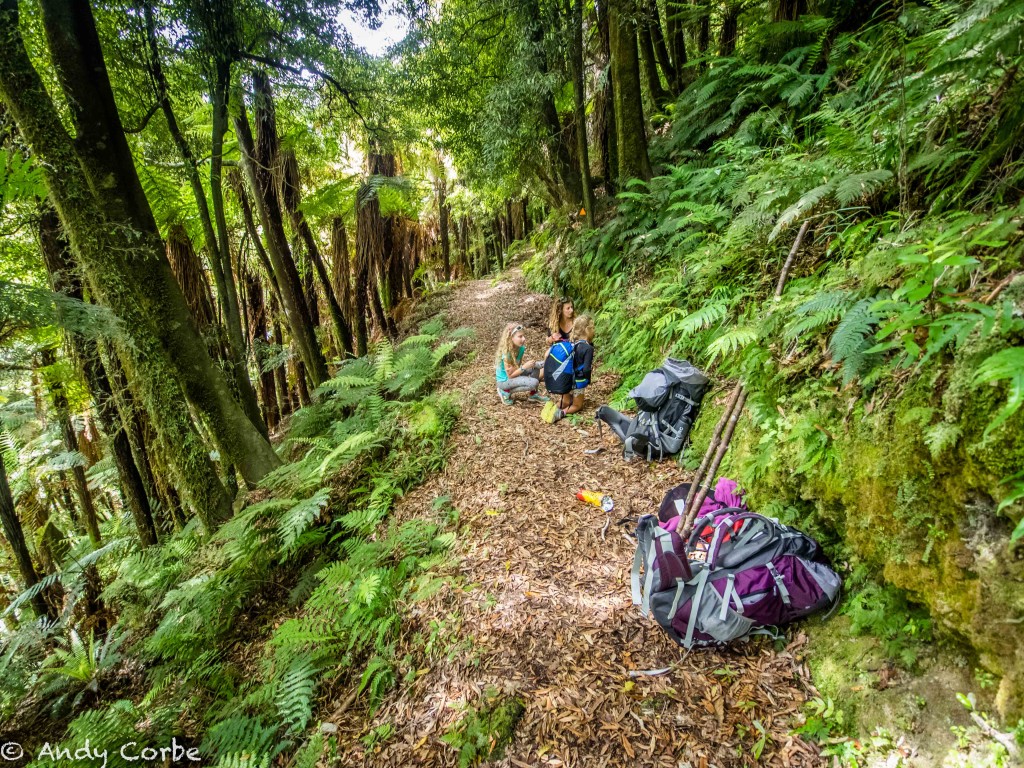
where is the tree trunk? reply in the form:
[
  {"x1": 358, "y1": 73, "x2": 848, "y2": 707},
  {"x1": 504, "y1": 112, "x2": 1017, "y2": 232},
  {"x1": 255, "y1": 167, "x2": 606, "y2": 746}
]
[
  {"x1": 719, "y1": 2, "x2": 740, "y2": 56},
  {"x1": 438, "y1": 178, "x2": 451, "y2": 280},
  {"x1": 638, "y1": 10, "x2": 671, "y2": 108},
  {"x1": 666, "y1": 0, "x2": 689, "y2": 91},
  {"x1": 569, "y1": 0, "x2": 597, "y2": 227},
  {"x1": 234, "y1": 95, "x2": 328, "y2": 387},
  {"x1": 230, "y1": 170, "x2": 286, "y2": 310},
  {"x1": 595, "y1": 0, "x2": 619, "y2": 193},
  {"x1": 646, "y1": 0, "x2": 677, "y2": 88},
  {"x1": 0, "y1": 454, "x2": 52, "y2": 619},
  {"x1": 330, "y1": 217, "x2": 354, "y2": 330},
  {"x1": 524, "y1": 0, "x2": 583, "y2": 206},
  {"x1": 0, "y1": 0, "x2": 270, "y2": 526},
  {"x1": 695, "y1": 0, "x2": 710, "y2": 57},
  {"x1": 245, "y1": 272, "x2": 279, "y2": 432},
  {"x1": 357, "y1": 152, "x2": 398, "y2": 338},
  {"x1": 40, "y1": 348, "x2": 102, "y2": 546},
  {"x1": 280, "y1": 149, "x2": 354, "y2": 357},
  {"x1": 39, "y1": 209, "x2": 158, "y2": 547},
  {"x1": 608, "y1": 0, "x2": 653, "y2": 183},
  {"x1": 353, "y1": 232, "x2": 371, "y2": 357},
  {"x1": 268, "y1": 292, "x2": 294, "y2": 415}
]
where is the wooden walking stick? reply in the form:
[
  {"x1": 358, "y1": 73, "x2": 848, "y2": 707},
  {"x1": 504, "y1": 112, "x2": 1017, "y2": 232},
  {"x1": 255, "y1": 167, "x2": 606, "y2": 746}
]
[
  {"x1": 682, "y1": 382, "x2": 742, "y2": 511},
  {"x1": 678, "y1": 220, "x2": 812, "y2": 537},
  {"x1": 679, "y1": 390, "x2": 747, "y2": 535}
]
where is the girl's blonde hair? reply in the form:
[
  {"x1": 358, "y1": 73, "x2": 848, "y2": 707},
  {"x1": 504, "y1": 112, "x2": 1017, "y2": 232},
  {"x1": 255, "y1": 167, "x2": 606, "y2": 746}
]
[
  {"x1": 571, "y1": 314, "x2": 595, "y2": 342},
  {"x1": 495, "y1": 321, "x2": 524, "y2": 370},
  {"x1": 548, "y1": 296, "x2": 574, "y2": 335}
]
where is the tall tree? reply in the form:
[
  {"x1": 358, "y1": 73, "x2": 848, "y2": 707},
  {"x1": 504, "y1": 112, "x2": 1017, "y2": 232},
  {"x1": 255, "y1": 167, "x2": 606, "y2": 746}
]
[
  {"x1": 234, "y1": 83, "x2": 329, "y2": 386},
  {"x1": 0, "y1": 0, "x2": 281, "y2": 527},
  {"x1": 568, "y1": 0, "x2": 597, "y2": 226},
  {"x1": 141, "y1": 3, "x2": 264, "y2": 441},
  {"x1": 608, "y1": 0, "x2": 653, "y2": 182},
  {"x1": 279, "y1": 149, "x2": 354, "y2": 357}
]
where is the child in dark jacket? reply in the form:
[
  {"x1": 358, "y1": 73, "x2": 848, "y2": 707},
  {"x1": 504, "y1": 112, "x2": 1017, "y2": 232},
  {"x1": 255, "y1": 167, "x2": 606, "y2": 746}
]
[{"x1": 541, "y1": 315, "x2": 595, "y2": 423}]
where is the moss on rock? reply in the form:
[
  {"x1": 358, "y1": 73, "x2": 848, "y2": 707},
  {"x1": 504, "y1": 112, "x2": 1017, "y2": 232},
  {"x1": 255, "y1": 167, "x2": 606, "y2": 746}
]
[{"x1": 728, "y1": 333, "x2": 1024, "y2": 719}]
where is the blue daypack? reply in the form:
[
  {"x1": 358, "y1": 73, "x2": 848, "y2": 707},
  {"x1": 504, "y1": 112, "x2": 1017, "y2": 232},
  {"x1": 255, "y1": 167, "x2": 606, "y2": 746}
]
[{"x1": 544, "y1": 340, "x2": 575, "y2": 395}]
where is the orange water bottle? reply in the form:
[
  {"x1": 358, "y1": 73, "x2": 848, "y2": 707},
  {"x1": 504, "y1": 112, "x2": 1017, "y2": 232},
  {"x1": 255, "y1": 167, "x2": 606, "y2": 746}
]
[{"x1": 577, "y1": 489, "x2": 615, "y2": 512}]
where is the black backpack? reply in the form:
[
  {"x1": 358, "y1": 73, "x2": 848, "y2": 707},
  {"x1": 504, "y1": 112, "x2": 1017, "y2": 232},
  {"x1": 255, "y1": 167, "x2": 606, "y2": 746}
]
[{"x1": 596, "y1": 358, "x2": 709, "y2": 461}]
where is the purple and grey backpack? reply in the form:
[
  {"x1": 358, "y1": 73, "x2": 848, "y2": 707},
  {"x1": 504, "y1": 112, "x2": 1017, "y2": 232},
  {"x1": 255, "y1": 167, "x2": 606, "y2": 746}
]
[{"x1": 631, "y1": 507, "x2": 841, "y2": 649}]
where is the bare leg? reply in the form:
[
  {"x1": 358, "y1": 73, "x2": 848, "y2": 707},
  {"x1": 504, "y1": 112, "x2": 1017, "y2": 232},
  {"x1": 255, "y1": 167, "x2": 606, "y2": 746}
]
[{"x1": 563, "y1": 391, "x2": 585, "y2": 415}]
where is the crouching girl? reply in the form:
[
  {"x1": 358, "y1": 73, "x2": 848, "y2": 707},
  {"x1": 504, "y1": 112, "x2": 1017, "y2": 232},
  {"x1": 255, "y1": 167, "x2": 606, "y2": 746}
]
[{"x1": 495, "y1": 322, "x2": 548, "y2": 406}]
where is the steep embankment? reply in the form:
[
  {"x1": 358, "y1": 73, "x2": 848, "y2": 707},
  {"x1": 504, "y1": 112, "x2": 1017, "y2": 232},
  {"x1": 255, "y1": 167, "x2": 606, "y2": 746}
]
[{"x1": 327, "y1": 270, "x2": 823, "y2": 767}]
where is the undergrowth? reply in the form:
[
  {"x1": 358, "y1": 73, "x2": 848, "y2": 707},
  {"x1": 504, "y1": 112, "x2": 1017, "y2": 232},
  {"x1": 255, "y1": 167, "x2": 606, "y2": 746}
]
[{"x1": 1, "y1": 318, "x2": 470, "y2": 767}]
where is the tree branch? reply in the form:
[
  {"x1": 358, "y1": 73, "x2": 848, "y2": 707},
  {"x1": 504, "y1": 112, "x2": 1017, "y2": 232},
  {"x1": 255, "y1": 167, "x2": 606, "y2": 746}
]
[
  {"x1": 237, "y1": 51, "x2": 368, "y2": 130},
  {"x1": 123, "y1": 101, "x2": 160, "y2": 134}
]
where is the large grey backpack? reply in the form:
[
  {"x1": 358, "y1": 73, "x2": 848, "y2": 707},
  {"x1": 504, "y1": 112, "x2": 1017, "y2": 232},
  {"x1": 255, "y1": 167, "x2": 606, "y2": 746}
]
[
  {"x1": 596, "y1": 358, "x2": 709, "y2": 461},
  {"x1": 631, "y1": 509, "x2": 841, "y2": 649}
]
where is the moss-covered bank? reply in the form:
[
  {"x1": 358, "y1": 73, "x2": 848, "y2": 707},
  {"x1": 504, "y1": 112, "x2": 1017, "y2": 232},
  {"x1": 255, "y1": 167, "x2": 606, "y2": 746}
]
[{"x1": 716, "y1": 329, "x2": 1024, "y2": 718}]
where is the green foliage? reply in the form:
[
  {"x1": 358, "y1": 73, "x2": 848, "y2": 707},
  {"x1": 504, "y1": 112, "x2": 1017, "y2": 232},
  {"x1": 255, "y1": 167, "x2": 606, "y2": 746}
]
[
  {"x1": 440, "y1": 688, "x2": 525, "y2": 768},
  {"x1": 38, "y1": 629, "x2": 126, "y2": 716},
  {"x1": 844, "y1": 581, "x2": 933, "y2": 668},
  {"x1": 973, "y1": 348, "x2": 1024, "y2": 437}
]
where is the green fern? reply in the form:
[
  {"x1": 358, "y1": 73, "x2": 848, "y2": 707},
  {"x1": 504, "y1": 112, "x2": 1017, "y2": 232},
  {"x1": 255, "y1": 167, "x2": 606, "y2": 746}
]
[
  {"x1": 706, "y1": 326, "x2": 759, "y2": 360},
  {"x1": 973, "y1": 348, "x2": 1024, "y2": 436},
  {"x1": 828, "y1": 299, "x2": 880, "y2": 385},
  {"x1": 279, "y1": 490, "x2": 332, "y2": 553},
  {"x1": 275, "y1": 657, "x2": 318, "y2": 735}
]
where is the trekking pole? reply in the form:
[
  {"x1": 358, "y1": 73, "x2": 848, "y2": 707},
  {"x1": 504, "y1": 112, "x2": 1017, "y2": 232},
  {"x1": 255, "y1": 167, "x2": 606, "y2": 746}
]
[
  {"x1": 680, "y1": 389, "x2": 747, "y2": 537},
  {"x1": 774, "y1": 220, "x2": 811, "y2": 298},
  {"x1": 682, "y1": 383, "x2": 743, "y2": 512},
  {"x1": 678, "y1": 221, "x2": 812, "y2": 537}
]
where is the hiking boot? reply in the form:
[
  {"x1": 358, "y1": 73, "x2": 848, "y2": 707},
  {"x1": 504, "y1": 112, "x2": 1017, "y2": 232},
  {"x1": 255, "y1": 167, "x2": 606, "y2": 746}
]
[
  {"x1": 540, "y1": 401, "x2": 557, "y2": 422},
  {"x1": 498, "y1": 389, "x2": 514, "y2": 406},
  {"x1": 528, "y1": 393, "x2": 549, "y2": 404}
]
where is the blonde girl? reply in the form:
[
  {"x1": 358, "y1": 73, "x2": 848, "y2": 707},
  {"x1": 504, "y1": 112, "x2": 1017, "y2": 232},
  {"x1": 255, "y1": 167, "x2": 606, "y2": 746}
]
[
  {"x1": 495, "y1": 322, "x2": 548, "y2": 406},
  {"x1": 541, "y1": 314, "x2": 596, "y2": 423},
  {"x1": 546, "y1": 297, "x2": 575, "y2": 345}
]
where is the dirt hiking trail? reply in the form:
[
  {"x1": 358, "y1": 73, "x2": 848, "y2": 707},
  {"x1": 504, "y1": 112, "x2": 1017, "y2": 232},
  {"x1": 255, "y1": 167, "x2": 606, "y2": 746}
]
[{"x1": 332, "y1": 270, "x2": 823, "y2": 767}]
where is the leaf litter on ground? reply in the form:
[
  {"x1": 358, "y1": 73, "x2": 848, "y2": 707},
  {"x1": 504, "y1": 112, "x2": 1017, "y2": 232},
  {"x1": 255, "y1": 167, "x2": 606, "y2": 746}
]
[{"x1": 325, "y1": 270, "x2": 823, "y2": 767}]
